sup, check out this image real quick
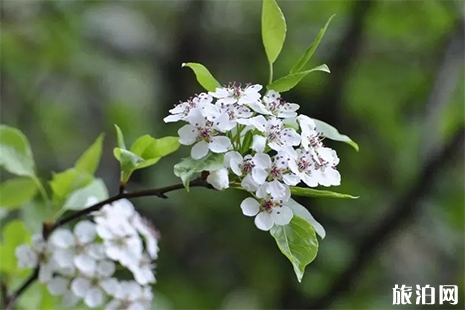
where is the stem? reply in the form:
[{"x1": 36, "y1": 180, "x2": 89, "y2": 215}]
[
  {"x1": 268, "y1": 62, "x2": 273, "y2": 84},
  {"x1": 5, "y1": 178, "x2": 211, "y2": 310}
]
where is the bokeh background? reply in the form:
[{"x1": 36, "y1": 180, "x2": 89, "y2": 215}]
[{"x1": 1, "y1": 0, "x2": 464, "y2": 309}]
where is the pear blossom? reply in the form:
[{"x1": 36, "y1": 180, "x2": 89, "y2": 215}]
[
  {"x1": 163, "y1": 93, "x2": 213, "y2": 123},
  {"x1": 210, "y1": 83, "x2": 262, "y2": 105},
  {"x1": 166, "y1": 82, "x2": 344, "y2": 232},
  {"x1": 240, "y1": 184, "x2": 293, "y2": 231},
  {"x1": 249, "y1": 90, "x2": 299, "y2": 118},
  {"x1": 105, "y1": 281, "x2": 152, "y2": 310}
]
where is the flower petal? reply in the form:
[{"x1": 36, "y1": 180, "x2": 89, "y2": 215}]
[
  {"x1": 85, "y1": 288, "x2": 104, "y2": 308},
  {"x1": 209, "y1": 136, "x2": 231, "y2": 153},
  {"x1": 178, "y1": 125, "x2": 197, "y2": 145},
  {"x1": 240, "y1": 198, "x2": 260, "y2": 217},
  {"x1": 254, "y1": 212, "x2": 274, "y2": 231},
  {"x1": 271, "y1": 206, "x2": 293, "y2": 225},
  {"x1": 71, "y1": 277, "x2": 91, "y2": 298},
  {"x1": 74, "y1": 220, "x2": 96, "y2": 244},
  {"x1": 191, "y1": 141, "x2": 209, "y2": 159}
]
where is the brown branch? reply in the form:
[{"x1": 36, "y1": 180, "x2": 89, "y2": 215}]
[{"x1": 5, "y1": 178, "x2": 211, "y2": 310}]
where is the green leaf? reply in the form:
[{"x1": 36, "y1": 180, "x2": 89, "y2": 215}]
[
  {"x1": 63, "y1": 178, "x2": 108, "y2": 210},
  {"x1": 113, "y1": 148, "x2": 144, "y2": 184},
  {"x1": 313, "y1": 119, "x2": 359, "y2": 151},
  {"x1": 240, "y1": 130, "x2": 255, "y2": 154},
  {"x1": 174, "y1": 153, "x2": 224, "y2": 190},
  {"x1": 0, "y1": 177, "x2": 37, "y2": 210},
  {"x1": 285, "y1": 198, "x2": 326, "y2": 239},
  {"x1": 290, "y1": 15, "x2": 335, "y2": 74},
  {"x1": 268, "y1": 64, "x2": 330, "y2": 92},
  {"x1": 261, "y1": 0, "x2": 286, "y2": 64},
  {"x1": 290, "y1": 186, "x2": 359, "y2": 199},
  {"x1": 0, "y1": 220, "x2": 31, "y2": 274},
  {"x1": 114, "y1": 124, "x2": 126, "y2": 149},
  {"x1": 50, "y1": 169, "x2": 93, "y2": 204},
  {"x1": 0, "y1": 125, "x2": 36, "y2": 177},
  {"x1": 130, "y1": 135, "x2": 180, "y2": 160},
  {"x1": 270, "y1": 215, "x2": 318, "y2": 282},
  {"x1": 182, "y1": 62, "x2": 221, "y2": 92},
  {"x1": 75, "y1": 133, "x2": 105, "y2": 175}
]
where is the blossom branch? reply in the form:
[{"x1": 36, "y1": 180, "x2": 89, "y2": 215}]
[{"x1": 5, "y1": 177, "x2": 211, "y2": 310}]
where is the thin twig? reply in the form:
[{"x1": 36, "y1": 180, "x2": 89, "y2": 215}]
[{"x1": 5, "y1": 178, "x2": 210, "y2": 310}]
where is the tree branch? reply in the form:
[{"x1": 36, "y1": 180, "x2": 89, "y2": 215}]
[{"x1": 5, "y1": 178, "x2": 211, "y2": 310}]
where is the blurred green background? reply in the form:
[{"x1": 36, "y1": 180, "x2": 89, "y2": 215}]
[{"x1": 1, "y1": 0, "x2": 464, "y2": 309}]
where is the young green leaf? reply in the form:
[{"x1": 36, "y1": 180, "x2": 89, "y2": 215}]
[
  {"x1": 290, "y1": 186, "x2": 359, "y2": 199},
  {"x1": 0, "y1": 125, "x2": 36, "y2": 177},
  {"x1": 290, "y1": 15, "x2": 335, "y2": 74},
  {"x1": 174, "y1": 153, "x2": 224, "y2": 190},
  {"x1": 313, "y1": 119, "x2": 359, "y2": 151},
  {"x1": 262, "y1": 0, "x2": 287, "y2": 64},
  {"x1": 182, "y1": 62, "x2": 221, "y2": 92},
  {"x1": 0, "y1": 177, "x2": 37, "y2": 210},
  {"x1": 63, "y1": 179, "x2": 108, "y2": 210},
  {"x1": 270, "y1": 215, "x2": 318, "y2": 282},
  {"x1": 113, "y1": 148, "x2": 144, "y2": 184},
  {"x1": 285, "y1": 198, "x2": 326, "y2": 239},
  {"x1": 114, "y1": 124, "x2": 126, "y2": 149},
  {"x1": 0, "y1": 220, "x2": 30, "y2": 275},
  {"x1": 50, "y1": 169, "x2": 93, "y2": 204},
  {"x1": 75, "y1": 133, "x2": 105, "y2": 175},
  {"x1": 130, "y1": 135, "x2": 180, "y2": 160},
  {"x1": 268, "y1": 64, "x2": 330, "y2": 92}
]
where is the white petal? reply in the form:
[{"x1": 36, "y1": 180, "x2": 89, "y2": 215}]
[
  {"x1": 74, "y1": 254, "x2": 96, "y2": 276},
  {"x1": 96, "y1": 225, "x2": 114, "y2": 240},
  {"x1": 251, "y1": 168, "x2": 268, "y2": 185},
  {"x1": 53, "y1": 248, "x2": 75, "y2": 269},
  {"x1": 271, "y1": 206, "x2": 293, "y2": 225},
  {"x1": 105, "y1": 299, "x2": 121, "y2": 310},
  {"x1": 74, "y1": 220, "x2": 96, "y2": 244},
  {"x1": 87, "y1": 243, "x2": 105, "y2": 260},
  {"x1": 266, "y1": 180, "x2": 287, "y2": 199},
  {"x1": 240, "y1": 198, "x2": 260, "y2": 217},
  {"x1": 97, "y1": 260, "x2": 115, "y2": 278},
  {"x1": 178, "y1": 125, "x2": 197, "y2": 145},
  {"x1": 253, "y1": 153, "x2": 272, "y2": 169},
  {"x1": 209, "y1": 136, "x2": 231, "y2": 153},
  {"x1": 163, "y1": 114, "x2": 183, "y2": 123},
  {"x1": 283, "y1": 173, "x2": 301, "y2": 186},
  {"x1": 225, "y1": 151, "x2": 243, "y2": 176},
  {"x1": 248, "y1": 115, "x2": 267, "y2": 132},
  {"x1": 15, "y1": 244, "x2": 38, "y2": 268},
  {"x1": 248, "y1": 101, "x2": 272, "y2": 115},
  {"x1": 100, "y1": 278, "x2": 119, "y2": 295},
  {"x1": 241, "y1": 174, "x2": 259, "y2": 192},
  {"x1": 206, "y1": 168, "x2": 229, "y2": 190},
  {"x1": 251, "y1": 135, "x2": 266, "y2": 153},
  {"x1": 254, "y1": 212, "x2": 274, "y2": 231},
  {"x1": 50, "y1": 229, "x2": 75, "y2": 248},
  {"x1": 85, "y1": 288, "x2": 104, "y2": 308},
  {"x1": 191, "y1": 141, "x2": 209, "y2": 159},
  {"x1": 301, "y1": 174, "x2": 319, "y2": 188},
  {"x1": 47, "y1": 276, "x2": 69, "y2": 296},
  {"x1": 71, "y1": 277, "x2": 91, "y2": 298},
  {"x1": 62, "y1": 291, "x2": 80, "y2": 307},
  {"x1": 38, "y1": 263, "x2": 54, "y2": 283}
]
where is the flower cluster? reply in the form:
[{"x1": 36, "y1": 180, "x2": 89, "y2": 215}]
[
  {"x1": 165, "y1": 83, "x2": 341, "y2": 231},
  {"x1": 15, "y1": 199, "x2": 158, "y2": 309}
]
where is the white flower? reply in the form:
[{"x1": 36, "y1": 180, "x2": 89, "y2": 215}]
[
  {"x1": 249, "y1": 90, "x2": 299, "y2": 118},
  {"x1": 225, "y1": 151, "x2": 270, "y2": 184},
  {"x1": 314, "y1": 147, "x2": 341, "y2": 186},
  {"x1": 265, "y1": 117, "x2": 300, "y2": 151},
  {"x1": 15, "y1": 244, "x2": 38, "y2": 269},
  {"x1": 206, "y1": 168, "x2": 230, "y2": 190},
  {"x1": 163, "y1": 93, "x2": 213, "y2": 123},
  {"x1": 105, "y1": 281, "x2": 152, "y2": 310},
  {"x1": 49, "y1": 221, "x2": 103, "y2": 276},
  {"x1": 178, "y1": 110, "x2": 231, "y2": 159},
  {"x1": 47, "y1": 275, "x2": 80, "y2": 307},
  {"x1": 128, "y1": 254, "x2": 156, "y2": 286},
  {"x1": 297, "y1": 115, "x2": 319, "y2": 150},
  {"x1": 71, "y1": 260, "x2": 118, "y2": 308},
  {"x1": 131, "y1": 215, "x2": 159, "y2": 260},
  {"x1": 16, "y1": 234, "x2": 56, "y2": 283},
  {"x1": 268, "y1": 151, "x2": 301, "y2": 186},
  {"x1": 240, "y1": 184, "x2": 293, "y2": 231},
  {"x1": 210, "y1": 83, "x2": 262, "y2": 106}
]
